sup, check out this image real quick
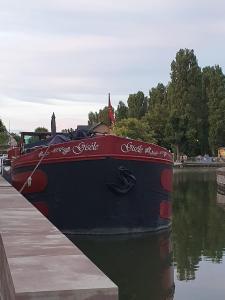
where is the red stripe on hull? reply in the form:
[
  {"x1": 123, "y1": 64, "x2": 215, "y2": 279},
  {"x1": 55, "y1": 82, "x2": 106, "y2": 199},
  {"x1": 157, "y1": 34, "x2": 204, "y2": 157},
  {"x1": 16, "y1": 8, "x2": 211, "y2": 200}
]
[
  {"x1": 33, "y1": 201, "x2": 49, "y2": 217},
  {"x1": 12, "y1": 170, "x2": 48, "y2": 194},
  {"x1": 12, "y1": 154, "x2": 172, "y2": 169}
]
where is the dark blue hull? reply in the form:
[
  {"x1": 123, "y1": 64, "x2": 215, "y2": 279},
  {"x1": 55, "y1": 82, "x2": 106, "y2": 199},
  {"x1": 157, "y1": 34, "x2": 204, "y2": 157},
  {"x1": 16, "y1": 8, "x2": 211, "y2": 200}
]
[{"x1": 14, "y1": 157, "x2": 172, "y2": 234}]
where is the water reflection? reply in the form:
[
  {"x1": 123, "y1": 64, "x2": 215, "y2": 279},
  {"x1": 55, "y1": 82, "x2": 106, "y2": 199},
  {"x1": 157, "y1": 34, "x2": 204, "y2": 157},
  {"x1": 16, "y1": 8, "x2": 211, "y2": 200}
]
[
  {"x1": 172, "y1": 168, "x2": 225, "y2": 281},
  {"x1": 67, "y1": 168, "x2": 225, "y2": 299},
  {"x1": 217, "y1": 192, "x2": 225, "y2": 211},
  {"x1": 68, "y1": 231, "x2": 174, "y2": 300}
]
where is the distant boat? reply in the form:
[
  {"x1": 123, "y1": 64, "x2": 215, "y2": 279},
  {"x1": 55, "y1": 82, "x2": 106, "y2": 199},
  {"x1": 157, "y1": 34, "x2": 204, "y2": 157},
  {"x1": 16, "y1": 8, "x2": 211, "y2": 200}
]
[{"x1": 6, "y1": 124, "x2": 173, "y2": 234}]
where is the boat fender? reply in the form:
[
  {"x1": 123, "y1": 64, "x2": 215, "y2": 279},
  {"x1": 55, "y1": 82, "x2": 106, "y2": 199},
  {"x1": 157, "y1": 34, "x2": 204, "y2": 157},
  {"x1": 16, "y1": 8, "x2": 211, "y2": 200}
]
[
  {"x1": 27, "y1": 176, "x2": 32, "y2": 187},
  {"x1": 107, "y1": 166, "x2": 136, "y2": 195}
]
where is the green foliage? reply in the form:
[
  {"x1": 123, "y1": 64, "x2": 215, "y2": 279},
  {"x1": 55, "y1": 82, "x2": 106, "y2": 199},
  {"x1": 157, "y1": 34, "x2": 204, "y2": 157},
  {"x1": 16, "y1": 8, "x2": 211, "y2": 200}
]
[
  {"x1": 127, "y1": 91, "x2": 147, "y2": 119},
  {"x1": 34, "y1": 127, "x2": 49, "y2": 133},
  {"x1": 115, "y1": 101, "x2": 128, "y2": 121},
  {"x1": 88, "y1": 106, "x2": 114, "y2": 126},
  {"x1": 0, "y1": 119, "x2": 8, "y2": 145},
  {"x1": 148, "y1": 83, "x2": 167, "y2": 107},
  {"x1": 165, "y1": 110, "x2": 188, "y2": 160},
  {"x1": 144, "y1": 83, "x2": 169, "y2": 148},
  {"x1": 86, "y1": 49, "x2": 225, "y2": 156},
  {"x1": 10, "y1": 132, "x2": 20, "y2": 143},
  {"x1": 0, "y1": 119, "x2": 6, "y2": 133},
  {"x1": 0, "y1": 134, "x2": 8, "y2": 146},
  {"x1": 61, "y1": 128, "x2": 74, "y2": 133},
  {"x1": 98, "y1": 106, "x2": 112, "y2": 126},
  {"x1": 113, "y1": 118, "x2": 156, "y2": 143},
  {"x1": 88, "y1": 111, "x2": 99, "y2": 125},
  {"x1": 168, "y1": 48, "x2": 204, "y2": 156},
  {"x1": 202, "y1": 66, "x2": 225, "y2": 154},
  {"x1": 26, "y1": 126, "x2": 49, "y2": 144}
]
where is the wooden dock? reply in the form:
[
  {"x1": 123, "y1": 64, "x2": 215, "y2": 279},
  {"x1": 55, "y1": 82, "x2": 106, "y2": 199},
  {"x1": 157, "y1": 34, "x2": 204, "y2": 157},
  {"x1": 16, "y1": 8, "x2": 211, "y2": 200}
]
[{"x1": 0, "y1": 176, "x2": 118, "y2": 300}]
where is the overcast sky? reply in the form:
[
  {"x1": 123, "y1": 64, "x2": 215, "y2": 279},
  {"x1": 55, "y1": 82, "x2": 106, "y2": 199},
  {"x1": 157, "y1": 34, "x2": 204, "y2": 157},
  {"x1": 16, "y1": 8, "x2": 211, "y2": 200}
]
[{"x1": 1, "y1": 0, "x2": 225, "y2": 132}]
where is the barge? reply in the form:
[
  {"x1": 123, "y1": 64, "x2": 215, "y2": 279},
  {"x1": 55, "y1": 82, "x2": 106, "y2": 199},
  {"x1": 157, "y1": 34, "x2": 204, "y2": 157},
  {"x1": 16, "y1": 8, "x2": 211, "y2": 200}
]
[{"x1": 6, "y1": 130, "x2": 173, "y2": 234}]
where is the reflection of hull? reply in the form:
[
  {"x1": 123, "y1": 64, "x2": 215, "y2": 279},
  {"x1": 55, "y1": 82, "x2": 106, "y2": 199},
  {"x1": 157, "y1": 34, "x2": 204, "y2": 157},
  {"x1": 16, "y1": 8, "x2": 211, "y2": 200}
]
[
  {"x1": 10, "y1": 135, "x2": 173, "y2": 234},
  {"x1": 69, "y1": 231, "x2": 175, "y2": 300}
]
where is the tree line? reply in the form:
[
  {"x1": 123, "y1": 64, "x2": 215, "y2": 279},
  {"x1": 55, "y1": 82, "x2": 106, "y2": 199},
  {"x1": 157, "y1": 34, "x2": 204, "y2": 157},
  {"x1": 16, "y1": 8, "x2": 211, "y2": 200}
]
[
  {"x1": 0, "y1": 119, "x2": 8, "y2": 146},
  {"x1": 1, "y1": 48, "x2": 224, "y2": 158},
  {"x1": 88, "y1": 49, "x2": 225, "y2": 158}
]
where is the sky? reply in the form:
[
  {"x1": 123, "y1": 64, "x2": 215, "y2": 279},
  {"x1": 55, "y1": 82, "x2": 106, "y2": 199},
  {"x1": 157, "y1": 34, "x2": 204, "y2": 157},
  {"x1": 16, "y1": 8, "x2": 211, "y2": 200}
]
[{"x1": 1, "y1": 0, "x2": 225, "y2": 132}]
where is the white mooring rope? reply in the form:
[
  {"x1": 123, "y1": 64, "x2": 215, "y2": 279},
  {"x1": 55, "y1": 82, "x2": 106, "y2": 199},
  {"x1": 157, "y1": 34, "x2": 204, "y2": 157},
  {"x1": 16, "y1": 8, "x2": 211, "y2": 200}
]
[{"x1": 19, "y1": 136, "x2": 57, "y2": 193}]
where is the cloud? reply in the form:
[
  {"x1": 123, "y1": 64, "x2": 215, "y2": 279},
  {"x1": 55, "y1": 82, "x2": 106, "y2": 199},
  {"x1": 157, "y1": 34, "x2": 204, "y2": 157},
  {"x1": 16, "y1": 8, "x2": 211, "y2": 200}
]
[
  {"x1": 1, "y1": 0, "x2": 225, "y2": 130},
  {"x1": 0, "y1": 97, "x2": 103, "y2": 132}
]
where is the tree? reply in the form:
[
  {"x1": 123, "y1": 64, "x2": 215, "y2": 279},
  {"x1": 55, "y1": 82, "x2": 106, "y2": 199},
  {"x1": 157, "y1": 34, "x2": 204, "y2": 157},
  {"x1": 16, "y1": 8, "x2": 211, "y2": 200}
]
[
  {"x1": 167, "y1": 49, "x2": 204, "y2": 157},
  {"x1": 61, "y1": 128, "x2": 74, "y2": 133},
  {"x1": 98, "y1": 106, "x2": 112, "y2": 126},
  {"x1": 27, "y1": 126, "x2": 49, "y2": 144},
  {"x1": 10, "y1": 132, "x2": 20, "y2": 143},
  {"x1": 85, "y1": 49, "x2": 225, "y2": 157},
  {"x1": 34, "y1": 127, "x2": 49, "y2": 133},
  {"x1": 165, "y1": 109, "x2": 188, "y2": 160},
  {"x1": 88, "y1": 106, "x2": 115, "y2": 127},
  {"x1": 113, "y1": 118, "x2": 156, "y2": 143},
  {"x1": 88, "y1": 111, "x2": 99, "y2": 125},
  {"x1": 0, "y1": 119, "x2": 8, "y2": 145},
  {"x1": 202, "y1": 65, "x2": 225, "y2": 155},
  {"x1": 115, "y1": 101, "x2": 128, "y2": 121},
  {"x1": 148, "y1": 83, "x2": 167, "y2": 107},
  {"x1": 127, "y1": 91, "x2": 148, "y2": 119},
  {"x1": 144, "y1": 83, "x2": 169, "y2": 148}
]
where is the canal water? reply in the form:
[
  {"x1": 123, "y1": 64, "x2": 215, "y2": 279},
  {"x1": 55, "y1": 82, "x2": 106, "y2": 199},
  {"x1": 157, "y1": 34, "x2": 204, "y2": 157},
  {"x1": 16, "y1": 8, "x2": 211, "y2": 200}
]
[{"x1": 68, "y1": 168, "x2": 225, "y2": 300}]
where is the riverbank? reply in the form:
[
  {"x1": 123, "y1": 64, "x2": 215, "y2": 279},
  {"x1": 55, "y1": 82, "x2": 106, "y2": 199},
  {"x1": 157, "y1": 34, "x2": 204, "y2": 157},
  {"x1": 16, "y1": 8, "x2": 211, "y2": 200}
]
[{"x1": 174, "y1": 161, "x2": 225, "y2": 168}]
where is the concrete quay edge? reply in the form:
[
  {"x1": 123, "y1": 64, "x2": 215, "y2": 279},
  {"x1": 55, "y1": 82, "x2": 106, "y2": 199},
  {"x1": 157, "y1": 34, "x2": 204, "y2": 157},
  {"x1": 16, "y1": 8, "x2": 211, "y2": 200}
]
[{"x1": 0, "y1": 176, "x2": 118, "y2": 300}]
